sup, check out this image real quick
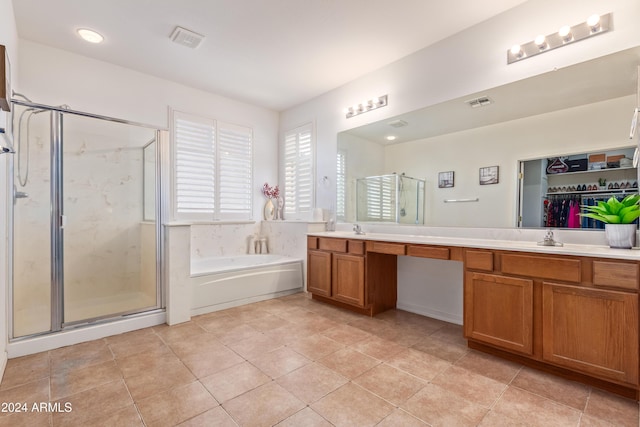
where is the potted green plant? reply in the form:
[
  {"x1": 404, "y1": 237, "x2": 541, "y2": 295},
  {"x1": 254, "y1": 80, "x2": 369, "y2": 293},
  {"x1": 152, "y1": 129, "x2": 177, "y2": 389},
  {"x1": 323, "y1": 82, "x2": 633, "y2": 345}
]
[{"x1": 580, "y1": 194, "x2": 640, "y2": 248}]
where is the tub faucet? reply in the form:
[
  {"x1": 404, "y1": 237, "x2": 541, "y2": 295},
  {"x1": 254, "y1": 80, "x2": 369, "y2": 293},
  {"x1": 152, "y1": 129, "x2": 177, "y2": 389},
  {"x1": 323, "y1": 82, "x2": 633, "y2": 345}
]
[{"x1": 353, "y1": 224, "x2": 365, "y2": 235}]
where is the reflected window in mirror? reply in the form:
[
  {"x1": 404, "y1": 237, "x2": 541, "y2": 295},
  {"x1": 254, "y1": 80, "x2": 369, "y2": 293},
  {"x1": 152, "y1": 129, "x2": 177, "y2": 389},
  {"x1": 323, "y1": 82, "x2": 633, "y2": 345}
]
[{"x1": 336, "y1": 149, "x2": 346, "y2": 221}]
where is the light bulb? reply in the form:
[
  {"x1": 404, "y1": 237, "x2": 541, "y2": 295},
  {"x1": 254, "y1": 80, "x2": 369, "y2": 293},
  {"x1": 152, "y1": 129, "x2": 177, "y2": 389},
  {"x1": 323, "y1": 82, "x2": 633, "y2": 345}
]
[
  {"x1": 534, "y1": 34, "x2": 547, "y2": 48},
  {"x1": 510, "y1": 44, "x2": 522, "y2": 55},
  {"x1": 77, "y1": 28, "x2": 104, "y2": 44},
  {"x1": 558, "y1": 25, "x2": 572, "y2": 42},
  {"x1": 587, "y1": 14, "x2": 600, "y2": 27},
  {"x1": 342, "y1": 107, "x2": 349, "y2": 114}
]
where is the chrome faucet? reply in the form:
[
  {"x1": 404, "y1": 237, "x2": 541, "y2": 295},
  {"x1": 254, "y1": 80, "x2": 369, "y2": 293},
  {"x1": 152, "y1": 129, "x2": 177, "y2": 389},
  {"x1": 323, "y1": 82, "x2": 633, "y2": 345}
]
[
  {"x1": 538, "y1": 229, "x2": 563, "y2": 247},
  {"x1": 353, "y1": 224, "x2": 365, "y2": 235}
]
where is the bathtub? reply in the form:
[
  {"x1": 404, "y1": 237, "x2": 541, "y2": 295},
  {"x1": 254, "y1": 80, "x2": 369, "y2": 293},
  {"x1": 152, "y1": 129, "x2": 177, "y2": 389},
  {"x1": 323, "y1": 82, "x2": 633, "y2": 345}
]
[{"x1": 190, "y1": 254, "x2": 304, "y2": 315}]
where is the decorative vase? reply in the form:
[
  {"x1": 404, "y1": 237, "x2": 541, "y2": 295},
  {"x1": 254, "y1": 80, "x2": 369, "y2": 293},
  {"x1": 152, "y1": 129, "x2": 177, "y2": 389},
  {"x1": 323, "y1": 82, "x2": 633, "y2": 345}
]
[
  {"x1": 604, "y1": 223, "x2": 637, "y2": 249},
  {"x1": 263, "y1": 198, "x2": 275, "y2": 220}
]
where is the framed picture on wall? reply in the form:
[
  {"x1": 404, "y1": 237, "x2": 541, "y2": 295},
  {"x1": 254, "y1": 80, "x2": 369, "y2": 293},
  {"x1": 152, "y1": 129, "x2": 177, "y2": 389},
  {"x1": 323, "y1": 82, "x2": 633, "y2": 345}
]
[
  {"x1": 479, "y1": 165, "x2": 499, "y2": 185},
  {"x1": 438, "y1": 171, "x2": 454, "y2": 188}
]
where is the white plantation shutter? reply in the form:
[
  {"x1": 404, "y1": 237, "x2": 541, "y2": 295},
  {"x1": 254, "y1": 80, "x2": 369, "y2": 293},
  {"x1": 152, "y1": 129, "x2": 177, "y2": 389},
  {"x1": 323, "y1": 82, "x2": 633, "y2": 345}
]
[
  {"x1": 174, "y1": 112, "x2": 216, "y2": 218},
  {"x1": 284, "y1": 123, "x2": 314, "y2": 216},
  {"x1": 336, "y1": 150, "x2": 346, "y2": 220},
  {"x1": 218, "y1": 122, "x2": 253, "y2": 219},
  {"x1": 365, "y1": 175, "x2": 395, "y2": 221},
  {"x1": 172, "y1": 110, "x2": 253, "y2": 221}
]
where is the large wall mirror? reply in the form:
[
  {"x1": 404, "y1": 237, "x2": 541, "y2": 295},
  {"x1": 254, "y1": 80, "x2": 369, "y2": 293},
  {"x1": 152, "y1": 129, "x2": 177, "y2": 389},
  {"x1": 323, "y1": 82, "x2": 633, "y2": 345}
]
[{"x1": 337, "y1": 45, "x2": 640, "y2": 229}]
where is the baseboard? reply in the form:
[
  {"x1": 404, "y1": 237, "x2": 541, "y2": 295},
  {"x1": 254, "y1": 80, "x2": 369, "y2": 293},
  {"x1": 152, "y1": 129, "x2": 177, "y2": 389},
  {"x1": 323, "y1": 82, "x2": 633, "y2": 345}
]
[
  {"x1": 396, "y1": 301, "x2": 462, "y2": 325},
  {"x1": 0, "y1": 350, "x2": 7, "y2": 383},
  {"x1": 191, "y1": 288, "x2": 302, "y2": 317}
]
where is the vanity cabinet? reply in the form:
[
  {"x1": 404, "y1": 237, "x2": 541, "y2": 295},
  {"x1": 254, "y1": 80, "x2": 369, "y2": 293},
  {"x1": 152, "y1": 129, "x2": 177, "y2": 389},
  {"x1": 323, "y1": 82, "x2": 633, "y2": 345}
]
[
  {"x1": 307, "y1": 237, "x2": 366, "y2": 310},
  {"x1": 464, "y1": 249, "x2": 640, "y2": 389},
  {"x1": 542, "y1": 282, "x2": 638, "y2": 385}
]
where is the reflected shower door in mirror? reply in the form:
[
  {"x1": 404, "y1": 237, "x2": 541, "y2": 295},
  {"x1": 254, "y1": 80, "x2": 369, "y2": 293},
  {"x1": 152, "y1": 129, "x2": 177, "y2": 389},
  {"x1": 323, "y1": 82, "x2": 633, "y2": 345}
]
[
  {"x1": 355, "y1": 174, "x2": 425, "y2": 224},
  {"x1": 337, "y1": 46, "x2": 640, "y2": 229},
  {"x1": 518, "y1": 147, "x2": 638, "y2": 229}
]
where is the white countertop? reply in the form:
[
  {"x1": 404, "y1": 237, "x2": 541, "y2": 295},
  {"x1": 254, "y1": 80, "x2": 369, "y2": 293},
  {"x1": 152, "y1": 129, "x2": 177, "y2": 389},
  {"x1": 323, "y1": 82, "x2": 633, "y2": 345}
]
[{"x1": 308, "y1": 231, "x2": 640, "y2": 260}]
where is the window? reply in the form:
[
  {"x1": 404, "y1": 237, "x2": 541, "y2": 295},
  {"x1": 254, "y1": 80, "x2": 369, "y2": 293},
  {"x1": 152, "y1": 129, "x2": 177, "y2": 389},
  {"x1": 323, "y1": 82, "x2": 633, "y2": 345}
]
[
  {"x1": 283, "y1": 123, "x2": 314, "y2": 217},
  {"x1": 357, "y1": 175, "x2": 395, "y2": 221},
  {"x1": 172, "y1": 110, "x2": 253, "y2": 221},
  {"x1": 336, "y1": 150, "x2": 346, "y2": 220}
]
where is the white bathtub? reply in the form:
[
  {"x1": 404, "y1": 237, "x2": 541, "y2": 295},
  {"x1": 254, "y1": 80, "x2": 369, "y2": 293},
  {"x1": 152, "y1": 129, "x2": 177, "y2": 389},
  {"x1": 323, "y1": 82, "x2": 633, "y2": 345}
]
[{"x1": 190, "y1": 254, "x2": 304, "y2": 315}]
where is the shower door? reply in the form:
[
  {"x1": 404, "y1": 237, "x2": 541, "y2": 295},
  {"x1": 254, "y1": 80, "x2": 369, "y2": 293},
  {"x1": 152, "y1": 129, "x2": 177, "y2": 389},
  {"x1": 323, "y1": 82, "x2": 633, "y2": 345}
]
[{"x1": 12, "y1": 103, "x2": 165, "y2": 338}]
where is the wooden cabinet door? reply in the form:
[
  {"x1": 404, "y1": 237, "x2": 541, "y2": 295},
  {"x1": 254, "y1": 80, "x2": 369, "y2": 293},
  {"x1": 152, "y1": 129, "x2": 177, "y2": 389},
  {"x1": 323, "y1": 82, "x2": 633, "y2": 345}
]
[
  {"x1": 464, "y1": 272, "x2": 533, "y2": 355},
  {"x1": 332, "y1": 254, "x2": 365, "y2": 307},
  {"x1": 307, "y1": 251, "x2": 331, "y2": 297},
  {"x1": 542, "y1": 282, "x2": 639, "y2": 385}
]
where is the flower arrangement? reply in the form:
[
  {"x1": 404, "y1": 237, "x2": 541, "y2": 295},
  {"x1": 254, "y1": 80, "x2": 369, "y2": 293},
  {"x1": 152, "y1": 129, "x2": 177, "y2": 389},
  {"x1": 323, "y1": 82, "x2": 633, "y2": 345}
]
[{"x1": 262, "y1": 183, "x2": 279, "y2": 199}]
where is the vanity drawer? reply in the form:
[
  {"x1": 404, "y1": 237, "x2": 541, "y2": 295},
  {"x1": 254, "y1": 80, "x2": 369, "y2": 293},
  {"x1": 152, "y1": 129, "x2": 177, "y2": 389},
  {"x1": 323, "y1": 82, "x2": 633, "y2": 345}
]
[
  {"x1": 367, "y1": 241, "x2": 406, "y2": 255},
  {"x1": 465, "y1": 250, "x2": 494, "y2": 272},
  {"x1": 501, "y1": 253, "x2": 581, "y2": 283},
  {"x1": 407, "y1": 245, "x2": 449, "y2": 260},
  {"x1": 593, "y1": 261, "x2": 639, "y2": 291},
  {"x1": 348, "y1": 240, "x2": 365, "y2": 255},
  {"x1": 319, "y1": 238, "x2": 347, "y2": 253},
  {"x1": 307, "y1": 236, "x2": 318, "y2": 249}
]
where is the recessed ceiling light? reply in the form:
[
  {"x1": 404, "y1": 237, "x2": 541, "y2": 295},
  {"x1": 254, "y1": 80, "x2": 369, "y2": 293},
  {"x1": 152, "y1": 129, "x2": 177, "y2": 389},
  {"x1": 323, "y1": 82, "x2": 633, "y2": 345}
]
[
  {"x1": 77, "y1": 28, "x2": 104, "y2": 44},
  {"x1": 385, "y1": 136, "x2": 397, "y2": 141}
]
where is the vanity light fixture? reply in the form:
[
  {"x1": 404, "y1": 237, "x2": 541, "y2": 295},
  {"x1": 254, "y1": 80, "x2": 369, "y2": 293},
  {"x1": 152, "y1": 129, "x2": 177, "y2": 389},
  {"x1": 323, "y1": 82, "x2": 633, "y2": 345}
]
[
  {"x1": 507, "y1": 12, "x2": 611, "y2": 64},
  {"x1": 77, "y1": 28, "x2": 104, "y2": 44},
  {"x1": 344, "y1": 94, "x2": 388, "y2": 119}
]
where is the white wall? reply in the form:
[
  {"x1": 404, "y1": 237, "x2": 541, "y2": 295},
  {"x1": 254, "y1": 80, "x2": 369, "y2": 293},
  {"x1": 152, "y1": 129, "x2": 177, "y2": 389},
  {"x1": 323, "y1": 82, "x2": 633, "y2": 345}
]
[
  {"x1": 17, "y1": 40, "x2": 280, "y2": 222},
  {"x1": 0, "y1": 0, "x2": 18, "y2": 380},
  {"x1": 280, "y1": 0, "x2": 640, "y2": 216}
]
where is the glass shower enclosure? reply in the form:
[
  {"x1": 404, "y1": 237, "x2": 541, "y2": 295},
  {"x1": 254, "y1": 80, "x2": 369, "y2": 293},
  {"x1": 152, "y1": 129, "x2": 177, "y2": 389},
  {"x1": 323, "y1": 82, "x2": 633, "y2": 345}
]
[
  {"x1": 10, "y1": 101, "x2": 166, "y2": 338},
  {"x1": 356, "y1": 173, "x2": 425, "y2": 224}
]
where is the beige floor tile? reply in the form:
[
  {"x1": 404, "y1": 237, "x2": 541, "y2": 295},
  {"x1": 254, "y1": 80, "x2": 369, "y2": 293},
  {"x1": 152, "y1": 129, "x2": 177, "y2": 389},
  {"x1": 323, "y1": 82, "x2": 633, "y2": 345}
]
[
  {"x1": 276, "y1": 362, "x2": 348, "y2": 404},
  {"x1": 200, "y1": 361, "x2": 271, "y2": 403},
  {"x1": 223, "y1": 382, "x2": 305, "y2": 427},
  {"x1": 349, "y1": 336, "x2": 406, "y2": 361},
  {"x1": 168, "y1": 333, "x2": 224, "y2": 358},
  {"x1": 115, "y1": 345, "x2": 177, "y2": 378},
  {"x1": 192, "y1": 314, "x2": 238, "y2": 333},
  {"x1": 52, "y1": 379, "x2": 133, "y2": 427},
  {"x1": 354, "y1": 363, "x2": 426, "y2": 406},
  {"x1": 177, "y1": 406, "x2": 237, "y2": 427},
  {"x1": 287, "y1": 334, "x2": 344, "y2": 360},
  {"x1": 311, "y1": 382, "x2": 395, "y2": 427},
  {"x1": 250, "y1": 346, "x2": 311, "y2": 378},
  {"x1": 490, "y1": 386, "x2": 582, "y2": 427},
  {"x1": 583, "y1": 388, "x2": 639, "y2": 427},
  {"x1": 0, "y1": 378, "x2": 49, "y2": 420},
  {"x1": 212, "y1": 323, "x2": 263, "y2": 345},
  {"x1": 412, "y1": 334, "x2": 469, "y2": 363},
  {"x1": 137, "y1": 381, "x2": 218, "y2": 427},
  {"x1": 0, "y1": 352, "x2": 50, "y2": 390},
  {"x1": 245, "y1": 313, "x2": 292, "y2": 332},
  {"x1": 294, "y1": 312, "x2": 341, "y2": 333},
  {"x1": 270, "y1": 307, "x2": 313, "y2": 323},
  {"x1": 431, "y1": 364, "x2": 507, "y2": 408},
  {"x1": 386, "y1": 347, "x2": 451, "y2": 381},
  {"x1": 78, "y1": 404, "x2": 144, "y2": 427},
  {"x1": 373, "y1": 325, "x2": 425, "y2": 347},
  {"x1": 429, "y1": 323, "x2": 467, "y2": 346},
  {"x1": 376, "y1": 409, "x2": 428, "y2": 427},
  {"x1": 153, "y1": 321, "x2": 208, "y2": 344},
  {"x1": 318, "y1": 347, "x2": 380, "y2": 379},
  {"x1": 454, "y1": 349, "x2": 522, "y2": 384},
  {"x1": 226, "y1": 333, "x2": 286, "y2": 361},
  {"x1": 277, "y1": 407, "x2": 333, "y2": 427},
  {"x1": 347, "y1": 316, "x2": 392, "y2": 335},
  {"x1": 511, "y1": 367, "x2": 590, "y2": 411},
  {"x1": 178, "y1": 340, "x2": 245, "y2": 378},
  {"x1": 320, "y1": 324, "x2": 372, "y2": 345},
  {"x1": 124, "y1": 358, "x2": 195, "y2": 401},
  {"x1": 107, "y1": 330, "x2": 167, "y2": 359},
  {"x1": 402, "y1": 383, "x2": 488, "y2": 426},
  {"x1": 49, "y1": 339, "x2": 113, "y2": 374},
  {"x1": 104, "y1": 327, "x2": 156, "y2": 346},
  {"x1": 477, "y1": 410, "x2": 529, "y2": 426},
  {"x1": 51, "y1": 359, "x2": 122, "y2": 400},
  {"x1": 0, "y1": 410, "x2": 51, "y2": 427},
  {"x1": 579, "y1": 413, "x2": 620, "y2": 427},
  {"x1": 264, "y1": 323, "x2": 314, "y2": 344}
]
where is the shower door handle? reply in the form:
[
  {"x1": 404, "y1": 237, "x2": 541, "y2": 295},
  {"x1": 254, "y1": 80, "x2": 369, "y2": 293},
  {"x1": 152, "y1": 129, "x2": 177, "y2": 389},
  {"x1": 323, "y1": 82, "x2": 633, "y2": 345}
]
[{"x1": 59, "y1": 215, "x2": 67, "y2": 229}]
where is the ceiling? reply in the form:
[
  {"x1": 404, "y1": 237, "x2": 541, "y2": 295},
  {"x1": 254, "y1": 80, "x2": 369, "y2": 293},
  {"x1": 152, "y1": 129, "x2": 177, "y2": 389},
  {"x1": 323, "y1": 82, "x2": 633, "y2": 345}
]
[
  {"x1": 343, "y1": 45, "x2": 640, "y2": 145},
  {"x1": 12, "y1": 0, "x2": 527, "y2": 111}
]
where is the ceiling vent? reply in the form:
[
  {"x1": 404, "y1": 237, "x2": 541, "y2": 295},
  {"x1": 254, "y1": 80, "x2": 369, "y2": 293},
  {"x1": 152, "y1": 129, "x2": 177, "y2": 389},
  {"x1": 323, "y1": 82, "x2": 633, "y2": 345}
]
[
  {"x1": 465, "y1": 96, "x2": 492, "y2": 108},
  {"x1": 387, "y1": 119, "x2": 408, "y2": 128},
  {"x1": 170, "y1": 26, "x2": 205, "y2": 49}
]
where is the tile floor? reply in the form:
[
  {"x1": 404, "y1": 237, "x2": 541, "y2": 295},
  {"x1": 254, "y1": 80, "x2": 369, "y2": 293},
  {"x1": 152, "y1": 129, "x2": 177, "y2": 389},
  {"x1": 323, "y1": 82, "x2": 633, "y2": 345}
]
[{"x1": 0, "y1": 292, "x2": 638, "y2": 426}]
